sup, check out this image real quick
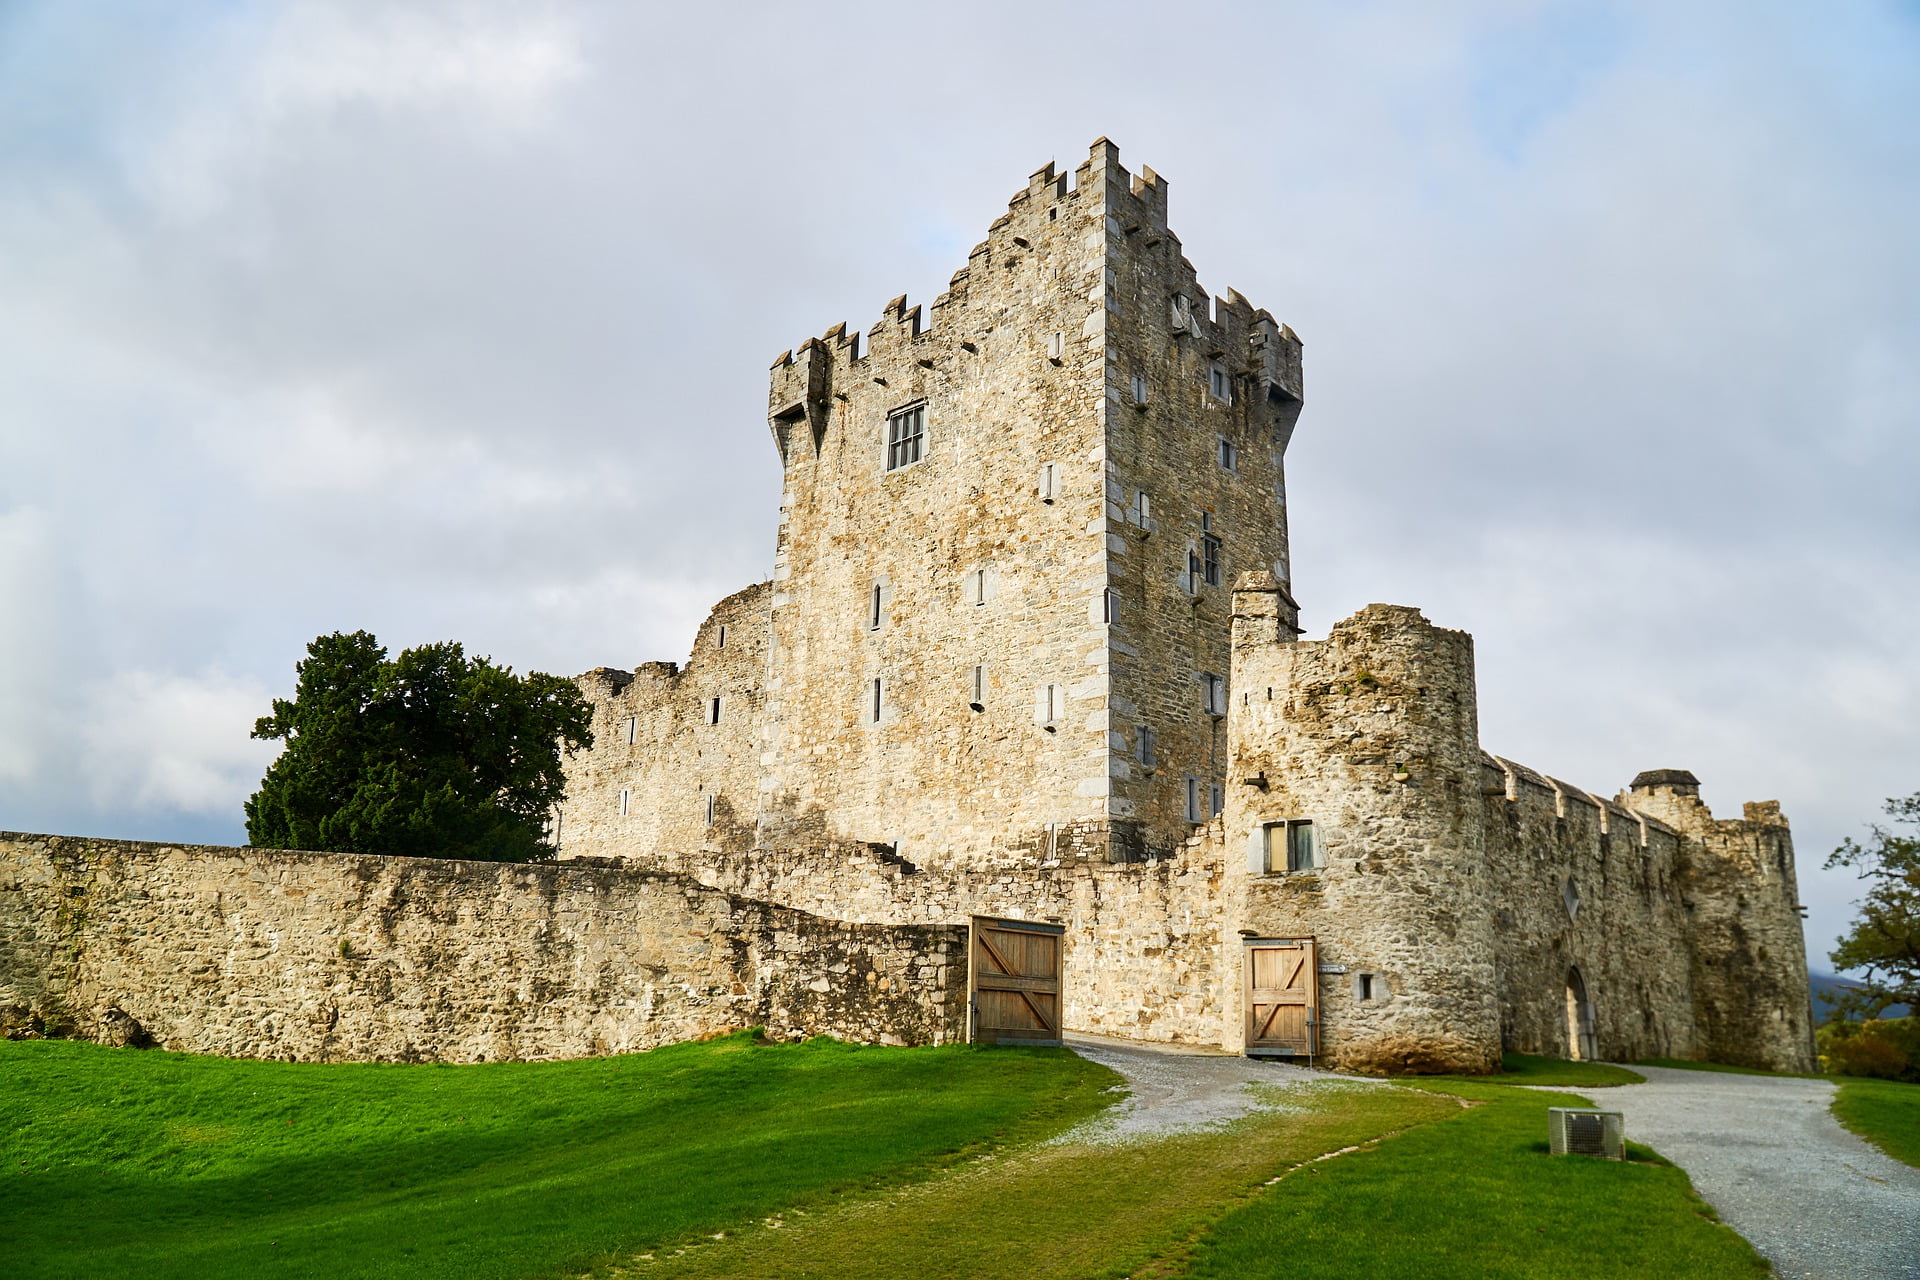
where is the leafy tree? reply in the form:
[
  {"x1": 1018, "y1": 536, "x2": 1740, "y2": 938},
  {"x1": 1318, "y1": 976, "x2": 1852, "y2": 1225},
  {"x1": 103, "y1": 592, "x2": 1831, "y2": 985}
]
[
  {"x1": 1826, "y1": 791, "x2": 1920, "y2": 1019},
  {"x1": 244, "y1": 631, "x2": 593, "y2": 862}
]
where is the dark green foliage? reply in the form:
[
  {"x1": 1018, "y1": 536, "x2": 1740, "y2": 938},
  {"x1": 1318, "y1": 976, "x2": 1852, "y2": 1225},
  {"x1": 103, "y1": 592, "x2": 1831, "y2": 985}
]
[
  {"x1": 0, "y1": 1034, "x2": 1113, "y2": 1280},
  {"x1": 244, "y1": 631, "x2": 592, "y2": 862},
  {"x1": 1826, "y1": 791, "x2": 1920, "y2": 1018}
]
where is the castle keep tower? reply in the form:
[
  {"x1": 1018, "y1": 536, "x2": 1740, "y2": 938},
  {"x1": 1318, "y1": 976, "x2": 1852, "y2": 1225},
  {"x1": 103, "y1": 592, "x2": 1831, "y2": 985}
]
[{"x1": 759, "y1": 139, "x2": 1303, "y2": 863}]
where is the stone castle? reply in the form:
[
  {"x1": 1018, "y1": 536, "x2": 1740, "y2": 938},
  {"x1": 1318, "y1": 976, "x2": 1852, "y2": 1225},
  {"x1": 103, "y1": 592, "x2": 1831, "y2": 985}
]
[
  {"x1": 0, "y1": 140, "x2": 1814, "y2": 1074},
  {"x1": 551, "y1": 139, "x2": 1815, "y2": 1073}
]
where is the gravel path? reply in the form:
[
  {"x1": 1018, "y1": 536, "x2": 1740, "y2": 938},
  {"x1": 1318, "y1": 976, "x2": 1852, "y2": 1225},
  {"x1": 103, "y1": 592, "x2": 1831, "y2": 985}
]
[
  {"x1": 1063, "y1": 1033, "x2": 1359, "y2": 1141},
  {"x1": 1574, "y1": 1066, "x2": 1920, "y2": 1280}
]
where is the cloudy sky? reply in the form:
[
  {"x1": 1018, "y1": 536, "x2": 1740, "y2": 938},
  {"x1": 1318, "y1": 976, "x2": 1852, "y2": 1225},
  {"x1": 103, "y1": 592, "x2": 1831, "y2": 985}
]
[{"x1": 2, "y1": 0, "x2": 1914, "y2": 968}]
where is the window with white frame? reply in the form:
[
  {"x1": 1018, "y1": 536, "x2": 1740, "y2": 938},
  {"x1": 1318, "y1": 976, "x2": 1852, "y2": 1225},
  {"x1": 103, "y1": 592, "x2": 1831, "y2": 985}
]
[
  {"x1": 1208, "y1": 362, "x2": 1232, "y2": 403},
  {"x1": 1217, "y1": 436, "x2": 1238, "y2": 472},
  {"x1": 1200, "y1": 671, "x2": 1226, "y2": 716},
  {"x1": 1038, "y1": 462, "x2": 1059, "y2": 503},
  {"x1": 1047, "y1": 331, "x2": 1066, "y2": 363},
  {"x1": 1136, "y1": 725, "x2": 1157, "y2": 770},
  {"x1": 886, "y1": 404, "x2": 926, "y2": 471},
  {"x1": 1130, "y1": 373, "x2": 1148, "y2": 405}
]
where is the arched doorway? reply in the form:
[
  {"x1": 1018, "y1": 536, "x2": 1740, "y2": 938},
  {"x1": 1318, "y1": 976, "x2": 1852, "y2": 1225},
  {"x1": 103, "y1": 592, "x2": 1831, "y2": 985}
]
[{"x1": 1566, "y1": 967, "x2": 1596, "y2": 1061}]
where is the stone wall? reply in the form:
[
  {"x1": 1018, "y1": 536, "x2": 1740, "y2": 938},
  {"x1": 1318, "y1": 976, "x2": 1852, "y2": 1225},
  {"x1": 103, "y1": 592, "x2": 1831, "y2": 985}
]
[
  {"x1": 557, "y1": 582, "x2": 770, "y2": 862},
  {"x1": 1480, "y1": 757, "x2": 1702, "y2": 1063},
  {"x1": 644, "y1": 835, "x2": 1231, "y2": 1046},
  {"x1": 0, "y1": 833, "x2": 966, "y2": 1062}
]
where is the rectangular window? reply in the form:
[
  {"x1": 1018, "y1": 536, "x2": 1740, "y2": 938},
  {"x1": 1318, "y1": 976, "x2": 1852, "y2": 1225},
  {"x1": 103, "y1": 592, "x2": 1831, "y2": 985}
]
[
  {"x1": 1201, "y1": 672, "x2": 1226, "y2": 716},
  {"x1": 1357, "y1": 973, "x2": 1375, "y2": 1001},
  {"x1": 1184, "y1": 776, "x2": 1203, "y2": 823},
  {"x1": 706, "y1": 696, "x2": 722, "y2": 726},
  {"x1": 1100, "y1": 587, "x2": 1119, "y2": 625},
  {"x1": 1133, "y1": 490, "x2": 1153, "y2": 530},
  {"x1": 716, "y1": 625, "x2": 727, "y2": 649},
  {"x1": 1186, "y1": 548, "x2": 1203, "y2": 594},
  {"x1": 1202, "y1": 533, "x2": 1221, "y2": 586},
  {"x1": 886, "y1": 404, "x2": 926, "y2": 471},
  {"x1": 1209, "y1": 363, "x2": 1232, "y2": 403},
  {"x1": 1040, "y1": 682, "x2": 1061, "y2": 729},
  {"x1": 1210, "y1": 782, "x2": 1225, "y2": 817},
  {"x1": 618, "y1": 788, "x2": 631, "y2": 816},
  {"x1": 1287, "y1": 820, "x2": 1320, "y2": 871},
  {"x1": 869, "y1": 581, "x2": 885, "y2": 630},
  {"x1": 1218, "y1": 436, "x2": 1238, "y2": 471},
  {"x1": 1130, "y1": 373, "x2": 1148, "y2": 405},
  {"x1": 869, "y1": 677, "x2": 883, "y2": 724},
  {"x1": 1047, "y1": 331, "x2": 1065, "y2": 363},
  {"x1": 1038, "y1": 462, "x2": 1058, "y2": 503},
  {"x1": 970, "y1": 664, "x2": 986, "y2": 710},
  {"x1": 1137, "y1": 725, "x2": 1157, "y2": 770},
  {"x1": 704, "y1": 793, "x2": 716, "y2": 827},
  {"x1": 968, "y1": 568, "x2": 987, "y2": 606},
  {"x1": 623, "y1": 716, "x2": 637, "y2": 745}
]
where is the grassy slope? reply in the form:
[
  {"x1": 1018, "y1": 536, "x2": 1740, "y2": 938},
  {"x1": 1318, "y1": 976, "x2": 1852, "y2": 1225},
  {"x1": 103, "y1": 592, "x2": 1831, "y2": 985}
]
[
  {"x1": 619, "y1": 1082, "x2": 1454, "y2": 1280},
  {"x1": 1831, "y1": 1077, "x2": 1920, "y2": 1168},
  {"x1": 0, "y1": 1034, "x2": 1113, "y2": 1280},
  {"x1": 1635, "y1": 1057, "x2": 1819, "y2": 1078},
  {"x1": 1177, "y1": 1080, "x2": 1770, "y2": 1280}
]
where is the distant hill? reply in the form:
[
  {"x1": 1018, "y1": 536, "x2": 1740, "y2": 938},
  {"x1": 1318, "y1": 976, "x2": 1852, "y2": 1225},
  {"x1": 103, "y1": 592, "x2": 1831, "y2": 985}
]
[{"x1": 1811, "y1": 970, "x2": 1911, "y2": 1020}]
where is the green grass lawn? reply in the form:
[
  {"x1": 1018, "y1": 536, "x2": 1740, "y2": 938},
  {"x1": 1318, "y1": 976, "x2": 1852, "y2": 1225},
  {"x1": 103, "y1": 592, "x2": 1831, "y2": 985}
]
[
  {"x1": 1174, "y1": 1080, "x2": 1769, "y2": 1280},
  {"x1": 619, "y1": 1082, "x2": 1454, "y2": 1280},
  {"x1": 1831, "y1": 1077, "x2": 1920, "y2": 1168},
  {"x1": 0, "y1": 1033, "x2": 1113, "y2": 1280},
  {"x1": 1491, "y1": 1054, "x2": 1644, "y2": 1087}
]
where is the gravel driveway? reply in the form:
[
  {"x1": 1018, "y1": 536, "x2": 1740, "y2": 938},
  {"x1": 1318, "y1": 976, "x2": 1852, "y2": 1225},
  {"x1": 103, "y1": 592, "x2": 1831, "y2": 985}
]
[
  {"x1": 1573, "y1": 1066, "x2": 1920, "y2": 1280},
  {"x1": 1064, "y1": 1033, "x2": 1351, "y2": 1141}
]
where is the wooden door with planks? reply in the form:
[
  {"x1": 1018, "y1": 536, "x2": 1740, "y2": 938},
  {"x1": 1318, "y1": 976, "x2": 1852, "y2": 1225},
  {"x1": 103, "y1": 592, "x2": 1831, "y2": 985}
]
[
  {"x1": 1244, "y1": 937, "x2": 1318, "y2": 1057},
  {"x1": 969, "y1": 917, "x2": 1065, "y2": 1046}
]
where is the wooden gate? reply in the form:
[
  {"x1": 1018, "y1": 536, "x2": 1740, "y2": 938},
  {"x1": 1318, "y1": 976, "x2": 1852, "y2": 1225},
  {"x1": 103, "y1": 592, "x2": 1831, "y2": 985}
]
[
  {"x1": 1244, "y1": 937, "x2": 1318, "y2": 1057},
  {"x1": 969, "y1": 916, "x2": 1065, "y2": 1046}
]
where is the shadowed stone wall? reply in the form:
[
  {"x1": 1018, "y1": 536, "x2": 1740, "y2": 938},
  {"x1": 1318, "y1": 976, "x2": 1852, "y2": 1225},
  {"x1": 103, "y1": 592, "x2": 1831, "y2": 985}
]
[{"x1": 0, "y1": 833, "x2": 966, "y2": 1062}]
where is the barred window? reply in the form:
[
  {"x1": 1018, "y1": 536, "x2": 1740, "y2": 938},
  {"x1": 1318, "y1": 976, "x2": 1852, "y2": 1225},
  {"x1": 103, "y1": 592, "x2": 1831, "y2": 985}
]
[
  {"x1": 1202, "y1": 533, "x2": 1221, "y2": 586},
  {"x1": 886, "y1": 404, "x2": 926, "y2": 471}
]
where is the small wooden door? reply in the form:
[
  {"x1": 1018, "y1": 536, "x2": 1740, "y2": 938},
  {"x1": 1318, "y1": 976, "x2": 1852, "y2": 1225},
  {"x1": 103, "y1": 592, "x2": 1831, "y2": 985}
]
[
  {"x1": 1245, "y1": 937, "x2": 1318, "y2": 1057},
  {"x1": 970, "y1": 917, "x2": 1065, "y2": 1046}
]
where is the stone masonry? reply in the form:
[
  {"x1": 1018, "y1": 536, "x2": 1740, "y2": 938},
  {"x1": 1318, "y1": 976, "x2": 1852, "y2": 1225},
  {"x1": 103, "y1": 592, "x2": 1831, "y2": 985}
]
[{"x1": 0, "y1": 833, "x2": 966, "y2": 1062}]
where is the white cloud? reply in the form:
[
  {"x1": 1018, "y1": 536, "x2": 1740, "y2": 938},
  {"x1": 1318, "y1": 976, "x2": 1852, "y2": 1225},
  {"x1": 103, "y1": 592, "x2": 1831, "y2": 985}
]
[{"x1": 79, "y1": 670, "x2": 280, "y2": 816}]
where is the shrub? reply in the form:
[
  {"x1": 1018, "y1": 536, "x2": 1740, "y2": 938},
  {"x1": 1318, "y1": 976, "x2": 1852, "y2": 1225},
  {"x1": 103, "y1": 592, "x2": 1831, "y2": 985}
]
[{"x1": 1819, "y1": 1017, "x2": 1920, "y2": 1081}]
